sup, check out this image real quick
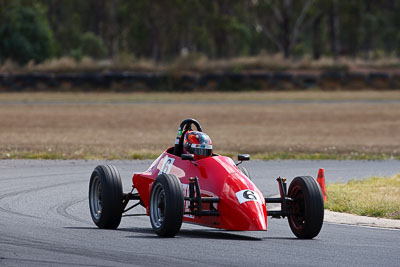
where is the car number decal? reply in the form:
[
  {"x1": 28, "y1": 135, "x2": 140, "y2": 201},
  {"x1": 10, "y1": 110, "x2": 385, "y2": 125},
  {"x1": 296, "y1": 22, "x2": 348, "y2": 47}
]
[
  {"x1": 236, "y1": 189, "x2": 262, "y2": 204},
  {"x1": 158, "y1": 156, "x2": 175, "y2": 175}
]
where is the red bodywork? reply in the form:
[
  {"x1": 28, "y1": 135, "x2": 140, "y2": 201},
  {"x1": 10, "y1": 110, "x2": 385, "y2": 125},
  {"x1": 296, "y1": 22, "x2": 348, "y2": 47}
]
[{"x1": 132, "y1": 147, "x2": 268, "y2": 231}]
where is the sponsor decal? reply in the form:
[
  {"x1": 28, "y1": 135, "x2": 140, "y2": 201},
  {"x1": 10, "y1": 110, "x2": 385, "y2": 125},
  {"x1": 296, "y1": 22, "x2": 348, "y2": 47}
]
[
  {"x1": 177, "y1": 130, "x2": 183, "y2": 138},
  {"x1": 175, "y1": 130, "x2": 182, "y2": 145},
  {"x1": 235, "y1": 189, "x2": 262, "y2": 204},
  {"x1": 191, "y1": 143, "x2": 212, "y2": 149},
  {"x1": 158, "y1": 156, "x2": 175, "y2": 175}
]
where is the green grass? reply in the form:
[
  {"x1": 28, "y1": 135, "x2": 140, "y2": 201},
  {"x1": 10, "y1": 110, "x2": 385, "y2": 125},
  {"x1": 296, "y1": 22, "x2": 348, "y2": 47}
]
[
  {"x1": 325, "y1": 174, "x2": 400, "y2": 220},
  {"x1": 250, "y1": 152, "x2": 400, "y2": 160}
]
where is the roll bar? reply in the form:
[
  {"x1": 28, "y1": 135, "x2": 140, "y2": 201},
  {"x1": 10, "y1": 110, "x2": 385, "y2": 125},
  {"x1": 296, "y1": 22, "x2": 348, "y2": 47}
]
[{"x1": 173, "y1": 118, "x2": 202, "y2": 156}]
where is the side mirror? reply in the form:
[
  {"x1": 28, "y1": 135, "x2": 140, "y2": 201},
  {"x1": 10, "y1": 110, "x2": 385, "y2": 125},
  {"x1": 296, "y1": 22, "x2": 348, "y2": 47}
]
[
  {"x1": 238, "y1": 154, "x2": 250, "y2": 161},
  {"x1": 182, "y1": 154, "x2": 195, "y2": 161}
]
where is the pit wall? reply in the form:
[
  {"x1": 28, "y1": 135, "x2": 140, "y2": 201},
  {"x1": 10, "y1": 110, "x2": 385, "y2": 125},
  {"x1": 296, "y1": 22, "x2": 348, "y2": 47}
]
[{"x1": 1, "y1": 72, "x2": 399, "y2": 91}]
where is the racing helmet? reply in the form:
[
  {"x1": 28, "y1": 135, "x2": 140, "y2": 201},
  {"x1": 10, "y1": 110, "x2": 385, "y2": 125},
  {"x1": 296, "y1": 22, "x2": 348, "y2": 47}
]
[{"x1": 184, "y1": 131, "x2": 213, "y2": 157}]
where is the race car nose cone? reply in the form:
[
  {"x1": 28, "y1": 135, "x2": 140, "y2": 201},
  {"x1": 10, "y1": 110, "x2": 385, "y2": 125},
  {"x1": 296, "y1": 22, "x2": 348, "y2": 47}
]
[
  {"x1": 240, "y1": 201, "x2": 267, "y2": 231},
  {"x1": 247, "y1": 209, "x2": 267, "y2": 231},
  {"x1": 218, "y1": 197, "x2": 267, "y2": 231},
  {"x1": 218, "y1": 176, "x2": 267, "y2": 231}
]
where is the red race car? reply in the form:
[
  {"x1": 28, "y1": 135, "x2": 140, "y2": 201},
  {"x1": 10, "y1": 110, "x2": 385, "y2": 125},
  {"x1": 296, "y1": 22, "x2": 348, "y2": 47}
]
[{"x1": 89, "y1": 118, "x2": 324, "y2": 238}]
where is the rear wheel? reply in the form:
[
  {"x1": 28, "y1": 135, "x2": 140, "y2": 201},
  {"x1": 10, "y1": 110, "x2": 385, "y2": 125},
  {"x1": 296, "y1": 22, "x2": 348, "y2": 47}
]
[
  {"x1": 149, "y1": 174, "x2": 184, "y2": 237},
  {"x1": 287, "y1": 176, "x2": 324, "y2": 239},
  {"x1": 89, "y1": 165, "x2": 123, "y2": 229}
]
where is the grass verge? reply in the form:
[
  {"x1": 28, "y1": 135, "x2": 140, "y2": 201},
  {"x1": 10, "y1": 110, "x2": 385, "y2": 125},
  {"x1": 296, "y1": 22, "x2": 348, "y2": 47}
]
[
  {"x1": 2, "y1": 151, "x2": 399, "y2": 161},
  {"x1": 0, "y1": 151, "x2": 162, "y2": 160},
  {"x1": 325, "y1": 174, "x2": 400, "y2": 220},
  {"x1": 2, "y1": 91, "x2": 400, "y2": 103}
]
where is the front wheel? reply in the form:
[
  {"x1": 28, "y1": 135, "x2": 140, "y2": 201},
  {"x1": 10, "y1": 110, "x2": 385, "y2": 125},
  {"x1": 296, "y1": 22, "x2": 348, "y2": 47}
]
[
  {"x1": 89, "y1": 165, "x2": 123, "y2": 229},
  {"x1": 149, "y1": 174, "x2": 184, "y2": 237},
  {"x1": 287, "y1": 176, "x2": 324, "y2": 239}
]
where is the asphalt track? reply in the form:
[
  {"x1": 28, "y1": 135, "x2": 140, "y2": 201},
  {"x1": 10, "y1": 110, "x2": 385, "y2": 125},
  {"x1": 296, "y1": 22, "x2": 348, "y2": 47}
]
[{"x1": 1, "y1": 159, "x2": 399, "y2": 266}]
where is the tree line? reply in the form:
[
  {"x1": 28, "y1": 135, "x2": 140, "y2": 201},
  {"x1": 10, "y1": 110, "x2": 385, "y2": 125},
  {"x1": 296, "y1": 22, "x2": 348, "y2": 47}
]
[{"x1": 1, "y1": 0, "x2": 400, "y2": 65}]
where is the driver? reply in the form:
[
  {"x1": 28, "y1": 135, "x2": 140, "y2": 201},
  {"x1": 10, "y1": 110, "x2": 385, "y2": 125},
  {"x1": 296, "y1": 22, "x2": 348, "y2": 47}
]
[{"x1": 183, "y1": 131, "x2": 213, "y2": 159}]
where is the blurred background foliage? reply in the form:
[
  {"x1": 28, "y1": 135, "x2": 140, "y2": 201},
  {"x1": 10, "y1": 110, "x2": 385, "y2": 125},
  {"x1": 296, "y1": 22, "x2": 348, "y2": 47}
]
[{"x1": 1, "y1": 0, "x2": 400, "y2": 66}]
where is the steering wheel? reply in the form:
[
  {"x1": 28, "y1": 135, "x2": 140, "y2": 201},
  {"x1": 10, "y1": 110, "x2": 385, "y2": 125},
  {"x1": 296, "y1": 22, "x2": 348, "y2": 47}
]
[{"x1": 173, "y1": 118, "x2": 202, "y2": 156}]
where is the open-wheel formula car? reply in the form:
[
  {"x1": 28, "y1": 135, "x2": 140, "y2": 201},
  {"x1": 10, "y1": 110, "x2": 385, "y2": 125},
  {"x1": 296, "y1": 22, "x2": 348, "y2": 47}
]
[{"x1": 89, "y1": 118, "x2": 324, "y2": 238}]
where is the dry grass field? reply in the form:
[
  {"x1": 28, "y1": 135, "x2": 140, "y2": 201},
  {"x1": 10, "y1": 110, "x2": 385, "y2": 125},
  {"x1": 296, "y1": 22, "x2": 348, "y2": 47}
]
[
  {"x1": 2, "y1": 90, "x2": 400, "y2": 103},
  {"x1": 1, "y1": 91, "x2": 400, "y2": 159}
]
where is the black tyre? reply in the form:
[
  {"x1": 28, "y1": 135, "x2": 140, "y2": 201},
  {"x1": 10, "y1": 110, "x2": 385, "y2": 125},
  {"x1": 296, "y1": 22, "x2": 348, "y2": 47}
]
[
  {"x1": 287, "y1": 176, "x2": 324, "y2": 239},
  {"x1": 89, "y1": 165, "x2": 123, "y2": 229},
  {"x1": 238, "y1": 166, "x2": 251, "y2": 180},
  {"x1": 149, "y1": 174, "x2": 184, "y2": 237}
]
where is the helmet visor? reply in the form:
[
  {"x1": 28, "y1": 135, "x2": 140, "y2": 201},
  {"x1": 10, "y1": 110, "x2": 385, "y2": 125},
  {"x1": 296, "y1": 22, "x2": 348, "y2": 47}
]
[
  {"x1": 192, "y1": 147, "x2": 212, "y2": 156},
  {"x1": 190, "y1": 143, "x2": 212, "y2": 156}
]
